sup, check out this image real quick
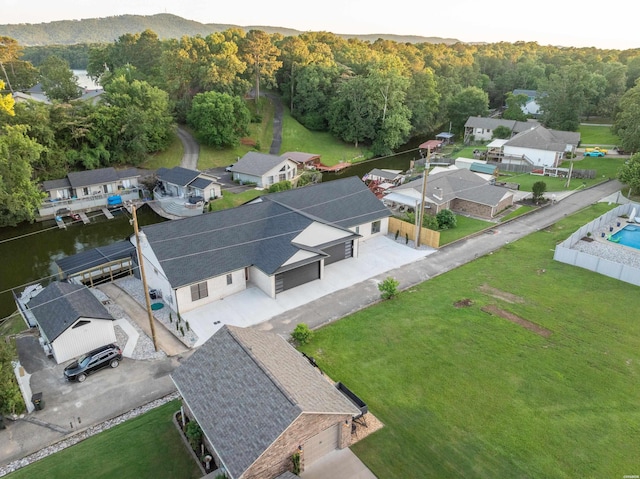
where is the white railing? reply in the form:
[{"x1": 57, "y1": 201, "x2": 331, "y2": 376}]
[{"x1": 39, "y1": 189, "x2": 140, "y2": 217}]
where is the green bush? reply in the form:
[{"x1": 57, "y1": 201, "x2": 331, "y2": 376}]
[
  {"x1": 185, "y1": 421, "x2": 203, "y2": 451},
  {"x1": 378, "y1": 276, "x2": 400, "y2": 300},
  {"x1": 291, "y1": 323, "x2": 314, "y2": 345},
  {"x1": 268, "y1": 180, "x2": 293, "y2": 193},
  {"x1": 292, "y1": 452, "x2": 301, "y2": 475},
  {"x1": 436, "y1": 209, "x2": 457, "y2": 230}
]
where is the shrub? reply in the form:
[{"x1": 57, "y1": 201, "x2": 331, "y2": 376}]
[
  {"x1": 378, "y1": 276, "x2": 400, "y2": 300},
  {"x1": 268, "y1": 180, "x2": 293, "y2": 193},
  {"x1": 291, "y1": 323, "x2": 314, "y2": 345},
  {"x1": 436, "y1": 209, "x2": 457, "y2": 230},
  {"x1": 185, "y1": 421, "x2": 203, "y2": 451},
  {"x1": 532, "y1": 180, "x2": 547, "y2": 203},
  {"x1": 292, "y1": 452, "x2": 301, "y2": 475}
]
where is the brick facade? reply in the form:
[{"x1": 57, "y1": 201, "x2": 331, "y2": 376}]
[{"x1": 241, "y1": 413, "x2": 353, "y2": 479}]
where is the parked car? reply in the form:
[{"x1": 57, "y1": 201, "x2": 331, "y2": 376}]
[
  {"x1": 584, "y1": 146, "x2": 608, "y2": 154},
  {"x1": 63, "y1": 344, "x2": 123, "y2": 382},
  {"x1": 584, "y1": 150, "x2": 605, "y2": 157}
]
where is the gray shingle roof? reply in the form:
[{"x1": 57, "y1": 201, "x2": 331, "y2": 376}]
[
  {"x1": 281, "y1": 152, "x2": 320, "y2": 164},
  {"x1": 156, "y1": 166, "x2": 200, "y2": 187},
  {"x1": 56, "y1": 240, "x2": 135, "y2": 277},
  {"x1": 396, "y1": 168, "x2": 510, "y2": 207},
  {"x1": 28, "y1": 282, "x2": 114, "y2": 341},
  {"x1": 67, "y1": 168, "x2": 119, "y2": 188},
  {"x1": 505, "y1": 124, "x2": 580, "y2": 151},
  {"x1": 231, "y1": 152, "x2": 290, "y2": 176},
  {"x1": 141, "y1": 177, "x2": 390, "y2": 288},
  {"x1": 188, "y1": 177, "x2": 213, "y2": 189},
  {"x1": 464, "y1": 117, "x2": 539, "y2": 132},
  {"x1": 171, "y1": 325, "x2": 359, "y2": 479},
  {"x1": 42, "y1": 178, "x2": 71, "y2": 191}
]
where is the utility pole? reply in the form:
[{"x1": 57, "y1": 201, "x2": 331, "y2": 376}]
[
  {"x1": 565, "y1": 161, "x2": 574, "y2": 189},
  {"x1": 415, "y1": 147, "x2": 431, "y2": 248},
  {"x1": 132, "y1": 205, "x2": 158, "y2": 352}
]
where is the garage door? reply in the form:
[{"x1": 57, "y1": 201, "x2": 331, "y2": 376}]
[
  {"x1": 304, "y1": 424, "x2": 339, "y2": 466},
  {"x1": 322, "y1": 241, "x2": 353, "y2": 265},
  {"x1": 275, "y1": 261, "x2": 320, "y2": 294}
]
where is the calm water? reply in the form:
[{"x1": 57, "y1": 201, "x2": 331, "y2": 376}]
[
  {"x1": 609, "y1": 225, "x2": 640, "y2": 249},
  {"x1": 0, "y1": 205, "x2": 165, "y2": 319}
]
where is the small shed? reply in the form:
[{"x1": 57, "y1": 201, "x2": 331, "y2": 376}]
[
  {"x1": 26, "y1": 282, "x2": 116, "y2": 364},
  {"x1": 418, "y1": 139, "x2": 443, "y2": 153}
]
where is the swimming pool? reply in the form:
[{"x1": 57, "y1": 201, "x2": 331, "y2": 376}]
[{"x1": 608, "y1": 225, "x2": 640, "y2": 250}]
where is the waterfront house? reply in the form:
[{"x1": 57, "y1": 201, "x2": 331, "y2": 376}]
[
  {"x1": 133, "y1": 176, "x2": 390, "y2": 314},
  {"x1": 229, "y1": 152, "x2": 298, "y2": 188}
]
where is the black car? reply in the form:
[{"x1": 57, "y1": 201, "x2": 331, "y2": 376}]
[{"x1": 63, "y1": 344, "x2": 123, "y2": 382}]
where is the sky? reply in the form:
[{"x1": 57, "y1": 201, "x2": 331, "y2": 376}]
[{"x1": 1, "y1": 0, "x2": 637, "y2": 51}]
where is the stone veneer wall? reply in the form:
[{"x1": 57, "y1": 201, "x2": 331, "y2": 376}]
[{"x1": 241, "y1": 413, "x2": 353, "y2": 479}]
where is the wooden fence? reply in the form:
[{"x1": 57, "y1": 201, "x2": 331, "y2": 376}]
[{"x1": 389, "y1": 217, "x2": 440, "y2": 248}]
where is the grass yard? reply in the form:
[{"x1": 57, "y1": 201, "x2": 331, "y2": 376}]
[
  {"x1": 280, "y1": 108, "x2": 370, "y2": 166},
  {"x1": 500, "y1": 205, "x2": 534, "y2": 222},
  {"x1": 6, "y1": 400, "x2": 201, "y2": 479},
  {"x1": 142, "y1": 130, "x2": 184, "y2": 170},
  {"x1": 208, "y1": 189, "x2": 265, "y2": 211},
  {"x1": 300, "y1": 202, "x2": 639, "y2": 479},
  {"x1": 578, "y1": 124, "x2": 619, "y2": 146},
  {"x1": 438, "y1": 215, "x2": 492, "y2": 245}
]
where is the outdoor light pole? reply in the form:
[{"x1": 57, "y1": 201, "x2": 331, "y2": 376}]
[
  {"x1": 415, "y1": 147, "x2": 431, "y2": 248},
  {"x1": 132, "y1": 204, "x2": 158, "y2": 352}
]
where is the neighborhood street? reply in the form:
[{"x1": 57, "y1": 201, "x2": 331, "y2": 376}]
[{"x1": 0, "y1": 178, "x2": 625, "y2": 472}]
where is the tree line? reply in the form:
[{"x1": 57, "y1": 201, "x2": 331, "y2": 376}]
[{"x1": 2, "y1": 29, "x2": 640, "y2": 226}]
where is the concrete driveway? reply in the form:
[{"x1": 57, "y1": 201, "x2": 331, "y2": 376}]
[
  {"x1": 301, "y1": 448, "x2": 377, "y2": 479},
  {"x1": 2, "y1": 335, "x2": 179, "y2": 466}
]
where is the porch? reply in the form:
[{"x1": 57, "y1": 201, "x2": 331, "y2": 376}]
[
  {"x1": 38, "y1": 188, "x2": 141, "y2": 219},
  {"x1": 152, "y1": 187, "x2": 205, "y2": 218}
]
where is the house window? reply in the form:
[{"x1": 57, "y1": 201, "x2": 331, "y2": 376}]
[
  {"x1": 371, "y1": 220, "x2": 381, "y2": 234},
  {"x1": 226, "y1": 274, "x2": 233, "y2": 285},
  {"x1": 83, "y1": 187, "x2": 89, "y2": 196},
  {"x1": 279, "y1": 173, "x2": 286, "y2": 181},
  {"x1": 190, "y1": 282, "x2": 208, "y2": 302}
]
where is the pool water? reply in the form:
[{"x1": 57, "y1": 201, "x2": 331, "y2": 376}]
[{"x1": 608, "y1": 225, "x2": 640, "y2": 250}]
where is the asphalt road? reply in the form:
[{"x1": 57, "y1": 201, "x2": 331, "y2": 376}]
[{"x1": 176, "y1": 126, "x2": 199, "y2": 170}]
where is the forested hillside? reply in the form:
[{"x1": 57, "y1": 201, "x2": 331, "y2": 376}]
[
  {"x1": 3, "y1": 26, "x2": 640, "y2": 227},
  {"x1": 0, "y1": 13, "x2": 458, "y2": 46}
]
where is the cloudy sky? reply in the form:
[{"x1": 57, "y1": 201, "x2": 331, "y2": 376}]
[{"x1": 1, "y1": 0, "x2": 636, "y2": 50}]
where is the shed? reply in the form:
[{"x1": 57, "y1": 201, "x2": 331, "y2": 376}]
[{"x1": 435, "y1": 132, "x2": 455, "y2": 144}]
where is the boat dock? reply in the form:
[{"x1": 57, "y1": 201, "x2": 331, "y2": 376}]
[
  {"x1": 55, "y1": 217, "x2": 66, "y2": 229},
  {"x1": 315, "y1": 162, "x2": 351, "y2": 173},
  {"x1": 79, "y1": 212, "x2": 90, "y2": 224},
  {"x1": 101, "y1": 208, "x2": 114, "y2": 219}
]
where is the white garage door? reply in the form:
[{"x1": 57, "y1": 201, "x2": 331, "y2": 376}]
[{"x1": 304, "y1": 424, "x2": 340, "y2": 466}]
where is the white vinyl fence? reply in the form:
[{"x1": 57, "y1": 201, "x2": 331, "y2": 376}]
[{"x1": 554, "y1": 203, "x2": 640, "y2": 286}]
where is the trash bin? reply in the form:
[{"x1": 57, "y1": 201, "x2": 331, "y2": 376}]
[{"x1": 32, "y1": 392, "x2": 44, "y2": 411}]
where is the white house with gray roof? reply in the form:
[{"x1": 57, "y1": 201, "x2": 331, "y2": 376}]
[
  {"x1": 171, "y1": 325, "x2": 362, "y2": 478},
  {"x1": 230, "y1": 152, "x2": 298, "y2": 187},
  {"x1": 23, "y1": 282, "x2": 116, "y2": 364},
  {"x1": 502, "y1": 124, "x2": 580, "y2": 168},
  {"x1": 464, "y1": 117, "x2": 540, "y2": 143},
  {"x1": 133, "y1": 177, "x2": 390, "y2": 314}
]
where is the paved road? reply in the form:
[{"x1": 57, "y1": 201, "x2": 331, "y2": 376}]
[
  {"x1": 177, "y1": 126, "x2": 199, "y2": 169},
  {"x1": 255, "y1": 180, "x2": 625, "y2": 336}
]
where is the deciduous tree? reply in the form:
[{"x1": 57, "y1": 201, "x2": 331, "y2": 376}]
[
  {"x1": 39, "y1": 55, "x2": 81, "y2": 102},
  {"x1": 187, "y1": 91, "x2": 250, "y2": 147}
]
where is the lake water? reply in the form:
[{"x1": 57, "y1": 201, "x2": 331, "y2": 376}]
[{"x1": 0, "y1": 205, "x2": 164, "y2": 320}]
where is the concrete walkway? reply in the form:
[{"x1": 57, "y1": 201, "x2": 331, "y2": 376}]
[
  {"x1": 97, "y1": 283, "x2": 189, "y2": 357},
  {"x1": 176, "y1": 126, "x2": 199, "y2": 169}
]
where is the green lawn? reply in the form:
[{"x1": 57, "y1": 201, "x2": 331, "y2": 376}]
[
  {"x1": 300, "y1": 202, "x2": 639, "y2": 479},
  {"x1": 208, "y1": 189, "x2": 265, "y2": 211},
  {"x1": 7, "y1": 400, "x2": 201, "y2": 479},
  {"x1": 578, "y1": 124, "x2": 619, "y2": 146},
  {"x1": 438, "y1": 215, "x2": 492, "y2": 245},
  {"x1": 142, "y1": 130, "x2": 184, "y2": 170},
  {"x1": 280, "y1": 108, "x2": 370, "y2": 166},
  {"x1": 500, "y1": 205, "x2": 534, "y2": 222}
]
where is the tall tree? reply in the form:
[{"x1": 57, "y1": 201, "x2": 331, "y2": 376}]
[
  {"x1": 0, "y1": 125, "x2": 44, "y2": 226},
  {"x1": 405, "y1": 70, "x2": 440, "y2": 137},
  {"x1": 240, "y1": 30, "x2": 281, "y2": 104},
  {"x1": 187, "y1": 91, "x2": 250, "y2": 147},
  {"x1": 0, "y1": 36, "x2": 23, "y2": 92},
  {"x1": 39, "y1": 55, "x2": 81, "y2": 102},
  {"x1": 0, "y1": 80, "x2": 14, "y2": 116},
  {"x1": 447, "y1": 86, "x2": 489, "y2": 133},
  {"x1": 502, "y1": 92, "x2": 528, "y2": 121},
  {"x1": 613, "y1": 83, "x2": 640, "y2": 154}
]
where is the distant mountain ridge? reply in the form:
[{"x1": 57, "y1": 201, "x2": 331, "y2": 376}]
[{"x1": 0, "y1": 13, "x2": 460, "y2": 46}]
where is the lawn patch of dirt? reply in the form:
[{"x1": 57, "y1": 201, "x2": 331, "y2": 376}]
[
  {"x1": 478, "y1": 284, "x2": 525, "y2": 304},
  {"x1": 481, "y1": 305, "x2": 552, "y2": 337},
  {"x1": 240, "y1": 137, "x2": 256, "y2": 146},
  {"x1": 454, "y1": 298, "x2": 473, "y2": 308}
]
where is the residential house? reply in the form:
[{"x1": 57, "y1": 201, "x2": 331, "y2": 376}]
[
  {"x1": 171, "y1": 325, "x2": 362, "y2": 479},
  {"x1": 155, "y1": 166, "x2": 221, "y2": 201},
  {"x1": 12, "y1": 91, "x2": 51, "y2": 105},
  {"x1": 39, "y1": 167, "x2": 141, "y2": 217},
  {"x1": 500, "y1": 124, "x2": 580, "y2": 168},
  {"x1": 463, "y1": 117, "x2": 540, "y2": 143},
  {"x1": 230, "y1": 152, "x2": 298, "y2": 188},
  {"x1": 282, "y1": 151, "x2": 321, "y2": 169},
  {"x1": 513, "y1": 89, "x2": 542, "y2": 116},
  {"x1": 383, "y1": 168, "x2": 513, "y2": 219},
  {"x1": 20, "y1": 282, "x2": 116, "y2": 364},
  {"x1": 133, "y1": 176, "x2": 390, "y2": 314}
]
